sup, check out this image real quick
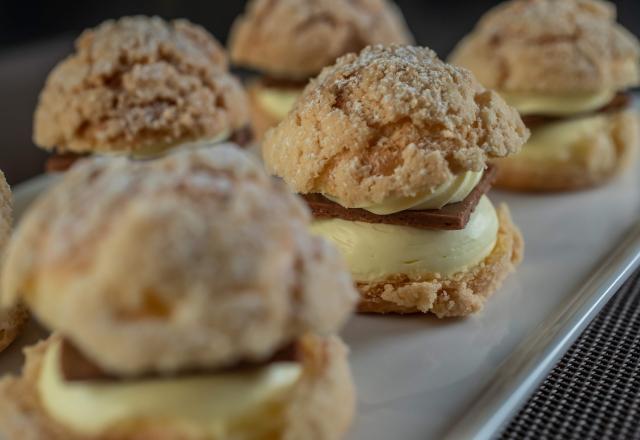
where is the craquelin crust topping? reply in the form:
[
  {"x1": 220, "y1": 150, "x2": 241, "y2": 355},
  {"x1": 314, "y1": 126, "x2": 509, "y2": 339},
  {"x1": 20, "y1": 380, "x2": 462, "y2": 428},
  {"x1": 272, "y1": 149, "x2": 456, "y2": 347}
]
[
  {"x1": 449, "y1": 0, "x2": 640, "y2": 93},
  {"x1": 229, "y1": 0, "x2": 414, "y2": 78},
  {"x1": 0, "y1": 171, "x2": 27, "y2": 353},
  {"x1": 263, "y1": 45, "x2": 529, "y2": 207},
  {"x1": 1, "y1": 145, "x2": 357, "y2": 375},
  {"x1": 34, "y1": 16, "x2": 250, "y2": 154}
]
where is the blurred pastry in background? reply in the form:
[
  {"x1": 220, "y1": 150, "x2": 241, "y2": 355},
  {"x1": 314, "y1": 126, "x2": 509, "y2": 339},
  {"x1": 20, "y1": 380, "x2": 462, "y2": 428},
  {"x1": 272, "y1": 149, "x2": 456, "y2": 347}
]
[
  {"x1": 263, "y1": 45, "x2": 527, "y2": 317},
  {"x1": 0, "y1": 171, "x2": 27, "y2": 353},
  {"x1": 34, "y1": 16, "x2": 251, "y2": 173},
  {"x1": 228, "y1": 0, "x2": 413, "y2": 140},
  {"x1": 450, "y1": 0, "x2": 640, "y2": 191},
  {"x1": 0, "y1": 145, "x2": 357, "y2": 439}
]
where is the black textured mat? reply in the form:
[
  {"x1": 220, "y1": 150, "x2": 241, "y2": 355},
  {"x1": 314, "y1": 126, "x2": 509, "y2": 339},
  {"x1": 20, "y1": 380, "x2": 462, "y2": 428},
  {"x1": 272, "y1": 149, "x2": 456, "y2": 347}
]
[
  {"x1": 500, "y1": 269, "x2": 640, "y2": 440},
  {"x1": 500, "y1": 271, "x2": 640, "y2": 440}
]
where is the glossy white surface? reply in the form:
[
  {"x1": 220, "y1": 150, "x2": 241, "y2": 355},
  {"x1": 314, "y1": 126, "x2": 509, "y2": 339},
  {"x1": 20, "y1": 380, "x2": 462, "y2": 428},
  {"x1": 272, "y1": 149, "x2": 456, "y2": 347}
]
[
  {"x1": 344, "y1": 159, "x2": 640, "y2": 440},
  {"x1": 1, "y1": 160, "x2": 639, "y2": 439}
]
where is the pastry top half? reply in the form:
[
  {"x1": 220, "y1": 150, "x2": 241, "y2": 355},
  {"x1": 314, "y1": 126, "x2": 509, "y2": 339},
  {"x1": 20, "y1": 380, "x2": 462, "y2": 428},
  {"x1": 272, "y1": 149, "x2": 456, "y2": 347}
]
[
  {"x1": 34, "y1": 16, "x2": 250, "y2": 155},
  {"x1": 449, "y1": 0, "x2": 640, "y2": 93},
  {"x1": 0, "y1": 172, "x2": 10, "y2": 254},
  {"x1": 263, "y1": 45, "x2": 529, "y2": 207},
  {"x1": 1, "y1": 145, "x2": 357, "y2": 376},
  {"x1": 0, "y1": 172, "x2": 27, "y2": 353},
  {"x1": 229, "y1": 0, "x2": 414, "y2": 79}
]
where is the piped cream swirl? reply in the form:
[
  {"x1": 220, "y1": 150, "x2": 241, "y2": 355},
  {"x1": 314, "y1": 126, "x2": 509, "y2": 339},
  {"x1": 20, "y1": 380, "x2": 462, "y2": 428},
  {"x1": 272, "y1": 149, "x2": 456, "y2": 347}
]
[
  {"x1": 38, "y1": 340, "x2": 301, "y2": 436},
  {"x1": 500, "y1": 89, "x2": 615, "y2": 116},
  {"x1": 327, "y1": 170, "x2": 483, "y2": 215},
  {"x1": 311, "y1": 195, "x2": 499, "y2": 282}
]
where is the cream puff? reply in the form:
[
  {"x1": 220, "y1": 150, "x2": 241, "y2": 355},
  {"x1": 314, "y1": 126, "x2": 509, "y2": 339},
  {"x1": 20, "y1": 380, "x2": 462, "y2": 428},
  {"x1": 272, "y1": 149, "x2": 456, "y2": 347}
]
[
  {"x1": 34, "y1": 16, "x2": 252, "y2": 172},
  {"x1": 0, "y1": 171, "x2": 27, "y2": 353},
  {"x1": 450, "y1": 0, "x2": 640, "y2": 191},
  {"x1": 263, "y1": 45, "x2": 527, "y2": 317},
  {"x1": 228, "y1": 0, "x2": 413, "y2": 140},
  {"x1": 0, "y1": 145, "x2": 357, "y2": 439}
]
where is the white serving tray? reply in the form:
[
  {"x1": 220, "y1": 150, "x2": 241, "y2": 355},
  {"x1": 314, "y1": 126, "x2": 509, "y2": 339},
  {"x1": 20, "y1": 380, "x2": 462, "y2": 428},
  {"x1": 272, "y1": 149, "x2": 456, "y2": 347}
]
[{"x1": 2, "y1": 158, "x2": 640, "y2": 440}]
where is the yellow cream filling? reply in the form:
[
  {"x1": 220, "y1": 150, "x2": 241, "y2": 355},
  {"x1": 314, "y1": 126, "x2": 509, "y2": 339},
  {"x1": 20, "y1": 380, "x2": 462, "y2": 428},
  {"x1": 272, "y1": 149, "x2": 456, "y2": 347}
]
[
  {"x1": 256, "y1": 87, "x2": 302, "y2": 120},
  {"x1": 501, "y1": 90, "x2": 615, "y2": 116},
  {"x1": 345, "y1": 170, "x2": 483, "y2": 215},
  {"x1": 38, "y1": 340, "x2": 302, "y2": 437},
  {"x1": 516, "y1": 114, "x2": 609, "y2": 162},
  {"x1": 311, "y1": 195, "x2": 499, "y2": 282},
  {"x1": 99, "y1": 130, "x2": 232, "y2": 159}
]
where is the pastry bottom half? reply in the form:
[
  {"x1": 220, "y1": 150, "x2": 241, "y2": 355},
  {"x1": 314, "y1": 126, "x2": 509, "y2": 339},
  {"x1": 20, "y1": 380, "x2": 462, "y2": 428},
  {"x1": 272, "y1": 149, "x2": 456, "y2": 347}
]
[
  {"x1": 357, "y1": 205, "x2": 523, "y2": 318},
  {"x1": 494, "y1": 110, "x2": 638, "y2": 192},
  {"x1": 0, "y1": 333, "x2": 354, "y2": 440}
]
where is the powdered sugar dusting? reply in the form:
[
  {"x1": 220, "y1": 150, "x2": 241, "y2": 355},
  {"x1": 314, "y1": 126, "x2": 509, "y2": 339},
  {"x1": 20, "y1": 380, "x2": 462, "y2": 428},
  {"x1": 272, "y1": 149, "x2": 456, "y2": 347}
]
[
  {"x1": 450, "y1": 0, "x2": 640, "y2": 92},
  {"x1": 229, "y1": 0, "x2": 413, "y2": 78},
  {"x1": 34, "y1": 16, "x2": 250, "y2": 154},
  {"x1": 263, "y1": 44, "x2": 529, "y2": 207},
  {"x1": 2, "y1": 145, "x2": 357, "y2": 374}
]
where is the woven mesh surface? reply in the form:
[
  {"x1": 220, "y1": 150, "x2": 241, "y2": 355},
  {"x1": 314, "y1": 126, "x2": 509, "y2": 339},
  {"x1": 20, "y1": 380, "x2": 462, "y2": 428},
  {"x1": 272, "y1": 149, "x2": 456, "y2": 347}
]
[{"x1": 500, "y1": 269, "x2": 640, "y2": 439}]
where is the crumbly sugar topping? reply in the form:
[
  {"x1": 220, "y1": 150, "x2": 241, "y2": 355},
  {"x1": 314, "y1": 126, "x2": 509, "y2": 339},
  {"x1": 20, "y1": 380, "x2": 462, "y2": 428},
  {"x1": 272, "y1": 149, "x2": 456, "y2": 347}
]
[
  {"x1": 34, "y1": 16, "x2": 249, "y2": 154},
  {"x1": 229, "y1": 0, "x2": 413, "y2": 78},
  {"x1": 263, "y1": 45, "x2": 528, "y2": 206},
  {"x1": 1, "y1": 145, "x2": 356, "y2": 374},
  {"x1": 449, "y1": 0, "x2": 640, "y2": 92}
]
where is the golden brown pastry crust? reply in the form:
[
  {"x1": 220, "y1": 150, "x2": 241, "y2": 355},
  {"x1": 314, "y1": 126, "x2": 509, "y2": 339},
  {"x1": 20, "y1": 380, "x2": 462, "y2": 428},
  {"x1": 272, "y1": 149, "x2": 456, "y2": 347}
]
[
  {"x1": 263, "y1": 45, "x2": 529, "y2": 208},
  {"x1": 0, "y1": 305, "x2": 28, "y2": 353},
  {"x1": 229, "y1": 0, "x2": 413, "y2": 79},
  {"x1": 494, "y1": 110, "x2": 639, "y2": 191},
  {"x1": 449, "y1": 0, "x2": 640, "y2": 93},
  {"x1": 357, "y1": 204, "x2": 524, "y2": 317},
  {"x1": 0, "y1": 334, "x2": 355, "y2": 440},
  {"x1": 1, "y1": 145, "x2": 357, "y2": 375},
  {"x1": 0, "y1": 170, "x2": 27, "y2": 352},
  {"x1": 34, "y1": 16, "x2": 250, "y2": 155}
]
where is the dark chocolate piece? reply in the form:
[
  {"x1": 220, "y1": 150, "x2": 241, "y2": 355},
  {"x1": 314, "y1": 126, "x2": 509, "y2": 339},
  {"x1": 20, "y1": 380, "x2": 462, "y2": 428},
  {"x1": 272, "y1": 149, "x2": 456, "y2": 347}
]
[
  {"x1": 45, "y1": 126, "x2": 255, "y2": 173},
  {"x1": 260, "y1": 75, "x2": 309, "y2": 90},
  {"x1": 60, "y1": 338, "x2": 298, "y2": 382},
  {"x1": 303, "y1": 165, "x2": 497, "y2": 231},
  {"x1": 45, "y1": 153, "x2": 85, "y2": 172},
  {"x1": 520, "y1": 114, "x2": 552, "y2": 129},
  {"x1": 599, "y1": 91, "x2": 633, "y2": 113},
  {"x1": 60, "y1": 339, "x2": 112, "y2": 381},
  {"x1": 229, "y1": 125, "x2": 254, "y2": 147},
  {"x1": 521, "y1": 91, "x2": 632, "y2": 129}
]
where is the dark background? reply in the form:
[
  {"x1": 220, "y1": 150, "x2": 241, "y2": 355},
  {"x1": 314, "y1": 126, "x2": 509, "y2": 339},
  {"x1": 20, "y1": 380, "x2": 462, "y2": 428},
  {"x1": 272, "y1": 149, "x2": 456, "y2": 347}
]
[{"x1": 0, "y1": 0, "x2": 638, "y2": 184}]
